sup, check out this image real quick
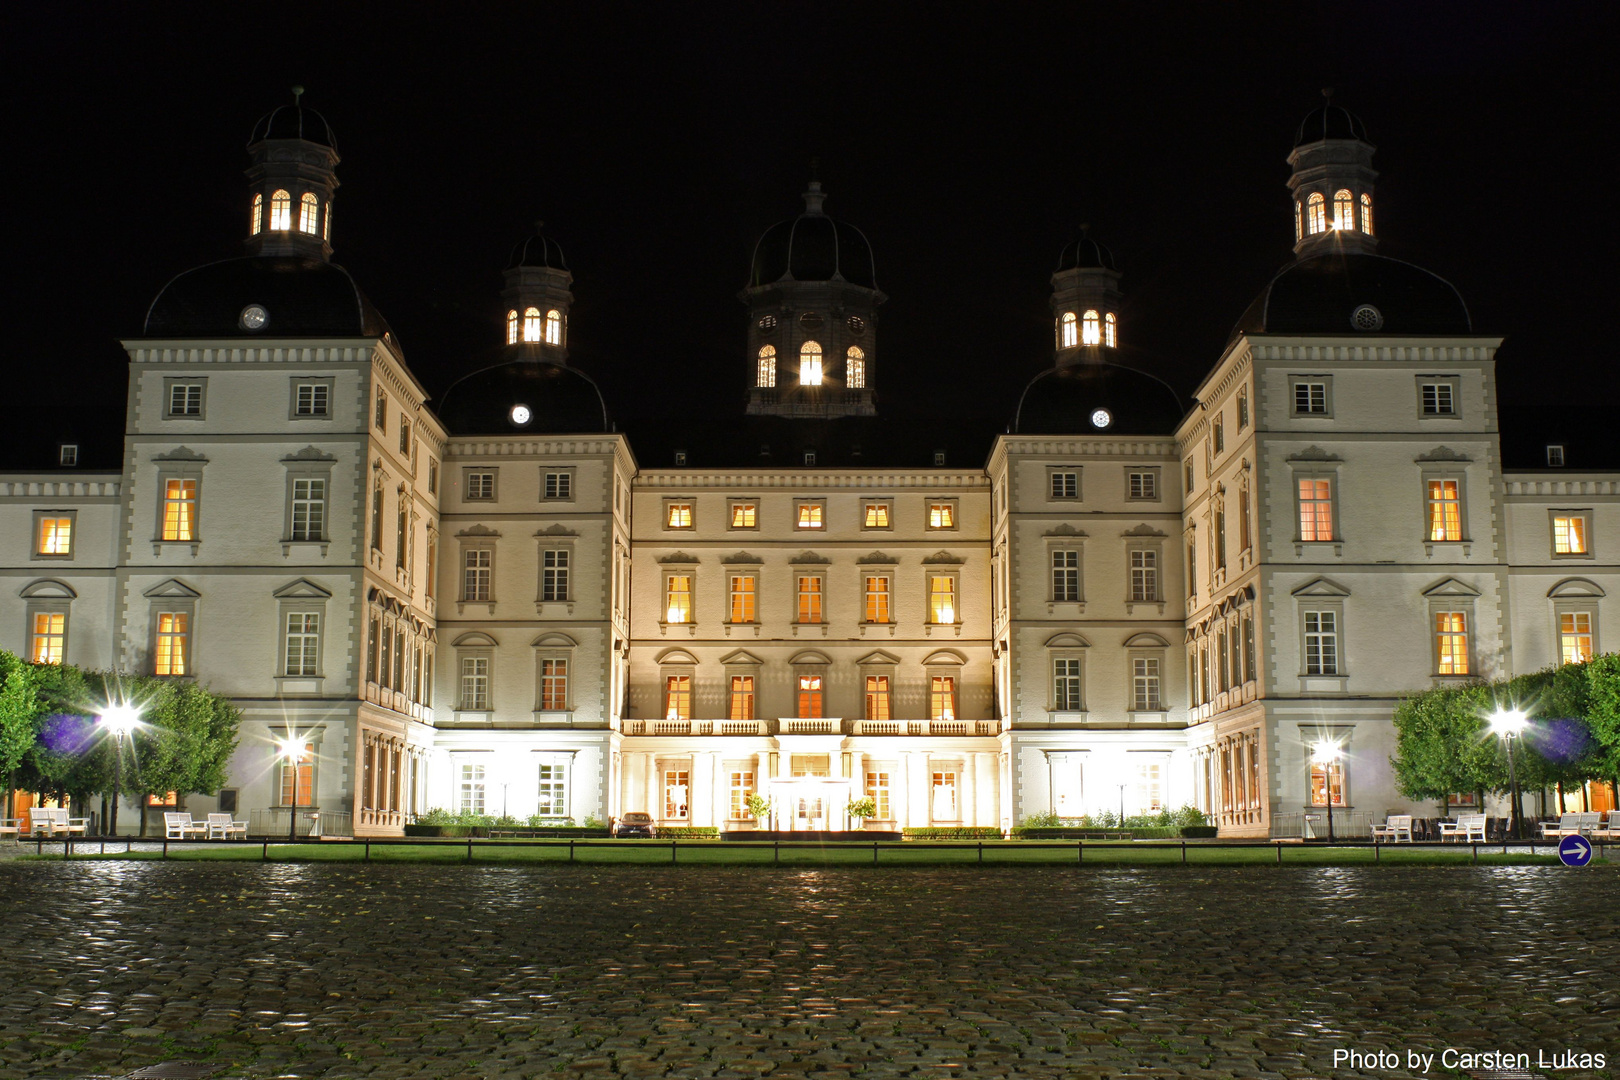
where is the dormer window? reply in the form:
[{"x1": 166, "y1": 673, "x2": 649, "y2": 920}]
[
  {"x1": 1333, "y1": 189, "x2": 1355, "y2": 231},
  {"x1": 299, "y1": 192, "x2": 320, "y2": 235},
  {"x1": 545, "y1": 309, "x2": 563, "y2": 345},
  {"x1": 522, "y1": 307, "x2": 541, "y2": 343},
  {"x1": 757, "y1": 345, "x2": 777, "y2": 387},
  {"x1": 800, "y1": 341, "x2": 822, "y2": 386},
  {"x1": 1081, "y1": 310, "x2": 1101, "y2": 346},
  {"x1": 1360, "y1": 193, "x2": 1374, "y2": 234},
  {"x1": 846, "y1": 346, "x2": 866, "y2": 389},
  {"x1": 250, "y1": 193, "x2": 263, "y2": 236},
  {"x1": 1104, "y1": 312, "x2": 1117, "y2": 349},
  {"x1": 506, "y1": 309, "x2": 518, "y2": 345},
  {"x1": 269, "y1": 189, "x2": 292, "y2": 231},
  {"x1": 1306, "y1": 192, "x2": 1326, "y2": 235},
  {"x1": 1059, "y1": 311, "x2": 1078, "y2": 349},
  {"x1": 1547, "y1": 444, "x2": 1566, "y2": 467},
  {"x1": 58, "y1": 444, "x2": 78, "y2": 467}
]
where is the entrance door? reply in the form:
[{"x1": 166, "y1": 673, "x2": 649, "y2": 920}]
[{"x1": 796, "y1": 793, "x2": 825, "y2": 829}]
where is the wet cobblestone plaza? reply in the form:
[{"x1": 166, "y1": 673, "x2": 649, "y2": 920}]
[{"x1": 0, "y1": 862, "x2": 1614, "y2": 1079}]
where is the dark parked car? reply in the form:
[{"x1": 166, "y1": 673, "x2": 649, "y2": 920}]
[{"x1": 613, "y1": 811, "x2": 655, "y2": 838}]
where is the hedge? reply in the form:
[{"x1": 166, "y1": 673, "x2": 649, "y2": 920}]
[
  {"x1": 903, "y1": 827, "x2": 1003, "y2": 840},
  {"x1": 403, "y1": 825, "x2": 611, "y2": 839},
  {"x1": 654, "y1": 826, "x2": 720, "y2": 839},
  {"x1": 1009, "y1": 826, "x2": 1180, "y2": 840}
]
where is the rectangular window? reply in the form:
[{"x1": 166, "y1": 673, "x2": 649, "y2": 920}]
[
  {"x1": 796, "y1": 576, "x2": 823, "y2": 624},
  {"x1": 1560, "y1": 612, "x2": 1594, "y2": 665},
  {"x1": 1050, "y1": 472, "x2": 1079, "y2": 499},
  {"x1": 929, "y1": 575, "x2": 957, "y2": 624},
  {"x1": 161, "y1": 479, "x2": 197, "y2": 541},
  {"x1": 1427, "y1": 479, "x2": 1463, "y2": 541},
  {"x1": 459, "y1": 764, "x2": 486, "y2": 815},
  {"x1": 398, "y1": 419, "x2": 411, "y2": 456},
  {"x1": 1135, "y1": 760, "x2": 1165, "y2": 814},
  {"x1": 797, "y1": 674, "x2": 823, "y2": 718},
  {"x1": 59, "y1": 444, "x2": 77, "y2": 467},
  {"x1": 540, "y1": 659, "x2": 568, "y2": 710},
  {"x1": 1053, "y1": 659, "x2": 1083, "y2": 711},
  {"x1": 1186, "y1": 537, "x2": 1197, "y2": 597},
  {"x1": 1239, "y1": 486, "x2": 1252, "y2": 551},
  {"x1": 1128, "y1": 471, "x2": 1157, "y2": 500},
  {"x1": 463, "y1": 549, "x2": 492, "y2": 601},
  {"x1": 929, "y1": 675, "x2": 956, "y2": 721},
  {"x1": 664, "y1": 674, "x2": 692, "y2": 720},
  {"x1": 543, "y1": 472, "x2": 572, "y2": 500},
  {"x1": 284, "y1": 613, "x2": 319, "y2": 676},
  {"x1": 1294, "y1": 381, "x2": 1328, "y2": 414},
  {"x1": 931, "y1": 771, "x2": 957, "y2": 819},
  {"x1": 154, "y1": 612, "x2": 188, "y2": 676},
  {"x1": 1309, "y1": 759, "x2": 1346, "y2": 807},
  {"x1": 290, "y1": 478, "x2": 326, "y2": 541},
  {"x1": 167, "y1": 382, "x2": 203, "y2": 417},
  {"x1": 1298, "y1": 477, "x2": 1334, "y2": 541},
  {"x1": 1420, "y1": 383, "x2": 1455, "y2": 415},
  {"x1": 863, "y1": 575, "x2": 891, "y2": 623},
  {"x1": 536, "y1": 762, "x2": 567, "y2": 817},
  {"x1": 1133, "y1": 658, "x2": 1161, "y2": 711},
  {"x1": 865, "y1": 771, "x2": 891, "y2": 819},
  {"x1": 729, "y1": 574, "x2": 757, "y2": 623},
  {"x1": 728, "y1": 675, "x2": 755, "y2": 721},
  {"x1": 280, "y1": 744, "x2": 313, "y2": 807},
  {"x1": 796, "y1": 502, "x2": 823, "y2": 529},
  {"x1": 1184, "y1": 459, "x2": 1195, "y2": 495},
  {"x1": 1130, "y1": 549, "x2": 1158, "y2": 601},
  {"x1": 460, "y1": 657, "x2": 489, "y2": 709},
  {"x1": 863, "y1": 502, "x2": 891, "y2": 528},
  {"x1": 1304, "y1": 611, "x2": 1339, "y2": 675},
  {"x1": 729, "y1": 770, "x2": 755, "y2": 819},
  {"x1": 1553, "y1": 514, "x2": 1588, "y2": 555},
  {"x1": 375, "y1": 390, "x2": 387, "y2": 430},
  {"x1": 428, "y1": 461, "x2": 438, "y2": 495},
  {"x1": 730, "y1": 502, "x2": 757, "y2": 528},
  {"x1": 928, "y1": 501, "x2": 956, "y2": 528},
  {"x1": 665, "y1": 575, "x2": 692, "y2": 624},
  {"x1": 664, "y1": 770, "x2": 690, "y2": 819},
  {"x1": 36, "y1": 516, "x2": 72, "y2": 556},
  {"x1": 1213, "y1": 415, "x2": 1225, "y2": 454},
  {"x1": 1435, "y1": 612, "x2": 1469, "y2": 675},
  {"x1": 1547, "y1": 445, "x2": 1566, "y2": 467},
  {"x1": 293, "y1": 382, "x2": 330, "y2": 416},
  {"x1": 864, "y1": 675, "x2": 891, "y2": 721},
  {"x1": 30, "y1": 612, "x2": 65, "y2": 665},
  {"x1": 1237, "y1": 389, "x2": 1249, "y2": 429},
  {"x1": 541, "y1": 550, "x2": 569, "y2": 601},
  {"x1": 666, "y1": 502, "x2": 693, "y2": 528},
  {"x1": 466, "y1": 471, "x2": 495, "y2": 500},
  {"x1": 1052, "y1": 550, "x2": 1080, "y2": 601}
]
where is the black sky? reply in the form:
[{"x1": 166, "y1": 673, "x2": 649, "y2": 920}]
[{"x1": 4, "y1": 2, "x2": 1617, "y2": 468}]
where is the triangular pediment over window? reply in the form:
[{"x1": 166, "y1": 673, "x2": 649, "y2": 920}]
[
  {"x1": 1291, "y1": 576, "x2": 1350, "y2": 597},
  {"x1": 719, "y1": 649, "x2": 763, "y2": 666},
  {"x1": 1548, "y1": 577, "x2": 1606, "y2": 598},
  {"x1": 1421, "y1": 576, "x2": 1481, "y2": 598},
  {"x1": 19, "y1": 579, "x2": 77, "y2": 599},
  {"x1": 143, "y1": 578, "x2": 201, "y2": 599},
  {"x1": 856, "y1": 650, "x2": 901, "y2": 667},
  {"x1": 272, "y1": 578, "x2": 332, "y2": 600}
]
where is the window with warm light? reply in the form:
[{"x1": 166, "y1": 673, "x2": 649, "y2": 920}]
[
  {"x1": 799, "y1": 341, "x2": 823, "y2": 385},
  {"x1": 323, "y1": 204, "x2": 331, "y2": 241},
  {"x1": 666, "y1": 502, "x2": 693, "y2": 529},
  {"x1": 31, "y1": 612, "x2": 65, "y2": 665},
  {"x1": 522, "y1": 307, "x2": 541, "y2": 343},
  {"x1": 928, "y1": 502, "x2": 955, "y2": 529},
  {"x1": 1427, "y1": 479, "x2": 1463, "y2": 541},
  {"x1": 729, "y1": 574, "x2": 756, "y2": 623},
  {"x1": 280, "y1": 744, "x2": 314, "y2": 807},
  {"x1": 1561, "y1": 612, "x2": 1594, "y2": 664},
  {"x1": 1435, "y1": 612, "x2": 1469, "y2": 675},
  {"x1": 161, "y1": 479, "x2": 197, "y2": 541},
  {"x1": 1306, "y1": 192, "x2": 1326, "y2": 234},
  {"x1": 1130, "y1": 549, "x2": 1158, "y2": 601},
  {"x1": 540, "y1": 659, "x2": 569, "y2": 710},
  {"x1": 269, "y1": 189, "x2": 291, "y2": 231},
  {"x1": 846, "y1": 346, "x2": 866, "y2": 388},
  {"x1": 863, "y1": 502, "x2": 890, "y2": 528},
  {"x1": 1052, "y1": 550, "x2": 1080, "y2": 602},
  {"x1": 545, "y1": 309, "x2": 563, "y2": 345},
  {"x1": 1133, "y1": 658, "x2": 1162, "y2": 711},
  {"x1": 757, "y1": 346, "x2": 776, "y2": 388},
  {"x1": 730, "y1": 502, "x2": 756, "y2": 529},
  {"x1": 1081, "y1": 310, "x2": 1101, "y2": 345},
  {"x1": 864, "y1": 575, "x2": 891, "y2": 623},
  {"x1": 664, "y1": 675, "x2": 691, "y2": 720},
  {"x1": 541, "y1": 550, "x2": 569, "y2": 602},
  {"x1": 663, "y1": 770, "x2": 690, "y2": 818},
  {"x1": 299, "y1": 192, "x2": 320, "y2": 235},
  {"x1": 250, "y1": 193, "x2": 263, "y2": 235},
  {"x1": 1304, "y1": 611, "x2": 1339, "y2": 675},
  {"x1": 929, "y1": 575, "x2": 956, "y2": 624},
  {"x1": 797, "y1": 675, "x2": 823, "y2": 718},
  {"x1": 866, "y1": 770, "x2": 891, "y2": 818},
  {"x1": 1297, "y1": 477, "x2": 1334, "y2": 541},
  {"x1": 665, "y1": 575, "x2": 692, "y2": 624},
  {"x1": 1309, "y1": 758, "x2": 1346, "y2": 807},
  {"x1": 796, "y1": 502, "x2": 823, "y2": 529},
  {"x1": 284, "y1": 613, "x2": 319, "y2": 676},
  {"x1": 729, "y1": 676, "x2": 755, "y2": 721},
  {"x1": 1053, "y1": 659, "x2": 1082, "y2": 710},
  {"x1": 459, "y1": 657, "x2": 490, "y2": 710},
  {"x1": 1104, "y1": 312, "x2": 1117, "y2": 348},
  {"x1": 929, "y1": 676, "x2": 956, "y2": 721},
  {"x1": 457, "y1": 763, "x2": 485, "y2": 814},
  {"x1": 154, "y1": 612, "x2": 188, "y2": 675},
  {"x1": 865, "y1": 675, "x2": 891, "y2": 721},
  {"x1": 463, "y1": 549, "x2": 491, "y2": 601},
  {"x1": 796, "y1": 576, "x2": 823, "y2": 624},
  {"x1": 1553, "y1": 515, "x2": 1588, "y2": 555},
  {"x1": 1360, "y1": 192, "x2": 1374, "y2": 234},
  {"x1": 1059, "y1": 311, "x2": 1078, "y2": 348},
  {"x1": 1333, "y1": 189, "x2": 1355, "y2": 231},
  {"x1": 506, "y1": 310, "x2": 518, "y2": 345},
  {"x1": 728, "y1": 770, "x2": 755, "y2": 819},
  {"x1": 36, "y1": 516, "x2": 72, "y2": 556}
]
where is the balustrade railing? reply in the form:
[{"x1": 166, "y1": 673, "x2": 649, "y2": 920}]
[{"x1": 620, "y1": 717, "x2": 1001, "y2": 737}]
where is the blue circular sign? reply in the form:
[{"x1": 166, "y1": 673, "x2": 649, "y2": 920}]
[{"x1": 1557, "y1": 834, "x2": 1593, "y2": 867}]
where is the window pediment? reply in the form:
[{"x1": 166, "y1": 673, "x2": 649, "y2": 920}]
[
  {"x1": 1124, "y1": 632, "x2": 1169, "y2": 648},
  {"x1": 1548, "y1": 577, "x2": 1606, "y2": 599},
  {"x1": 272, "y1": 578, "x2": 333, "y2": 599},
  {"x1": 152, "y1": 446, "x2": 209, "y2": 463},
  {"x1": 857, "y1": 551, "x2": 897, "y2": 565},
  {"x1": 1121, "y1": 524, "x2": 1166, "y2": 538},
  {"x1": 19, "y1": 579, "x2": 77, "y2": 599},
  {"x1": 922, "y1": 649, "x2": 966, "y2": 666},
  {"x1": 1045, "y1": 523, "x2": 1087, "y2": 537},
  {"x1": 1291, "y1": 576, "x2": 1350, "y2": 598},
  {"x1": 281, "y1": 446, "x2": 336, "y2": 463},
  {"x1": 1043, "y1": 632, "x2": 1090, "y2": 648},
  {"x1": 721, "y1": 551, "x2": 763, "y2": 564},
  {"x1": 655, "y1": 647, "x2": 699, "y2": 665},
  {"x1": 790, "y1": 551, "x2": 830, "y2": 565},
  {"x1": 659, "y1": 551, "x2": 699, "y2": 565},
  {"x1": 532, "y1": 632, "x2": 579, "y2": 648},
  {"x1": 923, "y1": 550, "x2": 964, "y2": 565},
  {"x1": 788, "y1": 649, "x2": 832, "y2": 667},
  {"x1": 453, "y1": 631, "x2": 499, "y2": 647},
  {"x1": 856, "y1": 650, "x2": 901, "y2": 667},
  {"x1": 1415, "y1": 446, "x2": 1472, "y2": 464},
  {"x1": 719, "y1": 649, "x2": 763, "y2": 666},
  {"x1": 1286, "y1": 446, "x2": 1341, "y2": 463},
  {"x1": 143, "y1": 578, "x2": 201, "y2": 599},
  {"x1": 457, "y1": 524, "x2": 501, "y2": 538},
  {"x1": 1422, "y1": 576, "x2": 1481, "y2": 598},
  {"x1": 535, "y1": 523, "x2": 577, "y2": 537}
]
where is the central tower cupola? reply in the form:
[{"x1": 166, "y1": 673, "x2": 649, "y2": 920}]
[
  {"x1": 1051, "y1": 228, "x2": 1123, "y2": 365},
  {"x1": 742, "y1": 179, "x2": 884, "y2": 418},
  {"x1": 244, "y1": 87, "x2": 339, "y2": 261},
  {"x1": 1288, "y1": 91, "x2": 1378, "y2": 257},
  {"x1": 500, "y1": 222, "x2": 574, "y2": 364}
]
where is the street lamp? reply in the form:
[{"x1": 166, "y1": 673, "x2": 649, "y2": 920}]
[
  {"x1": 99, "y1": 704, "x2": 139, "y2": 837},
  {"x1": 1311, "y1": 740, "x2": 1343, "y2": 844},
  {"x1": 1489, "y1": 707, "x2": 1529, "y2": 840},
  {"x1": 278, "y1": 736, "x2": 307, "y2": 842}
]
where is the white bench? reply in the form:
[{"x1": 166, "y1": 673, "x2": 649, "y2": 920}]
[
  {"x1": 206, "y1": 812, "x2": 248, "y2": 839},
  {"x1": 1594, "y1": 813, "x2": 1620, "y2": 841},
  {"x1": 1540, "y1": 812, "x2": 1601, "y2": 839},
  {"x1": 1371, "y1": 815, "x2": 1413, "y2": 843},
  {"x1": 163, "y1": 812, "x2": 208, "y2": 839},
  {"x1": 28, "y1": 807, "x2": 88, "y2": 836},
  {"x1": 1438, "y1": 813, "x2": 1487, "y2": 843},
  {"x1": 0, "y1": 818, "x2": 20, "y2": 840}
]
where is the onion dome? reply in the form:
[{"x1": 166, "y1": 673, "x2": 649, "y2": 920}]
[
  {"x1": 1013, "y1": 362, "x2": 1185, "y2": 436},
  {"x1": 435, "y1": 361, "x2": 609, "y2": 436},
  {"x1": 506, "y1": 232, "x2": 568, "y2": 271},
  {"x1": 144, "y1": 256, "x2": 390, "y2": 338},
  {"x1": 249, "y1": 103, "x2": 337, "y2": 149},
  {"x1": 748, "y1": 182, "x2": 877, "y2": 289},
  {"x1": 1233, "y1": 253, "x2": 1471, "y2": 337},
  {"x1": 1057, "y1": 234, "x2": 1119, "y2": 272},
  {"x1": 1294, "y1": 102, "x2": 1370, "y2": 147}
]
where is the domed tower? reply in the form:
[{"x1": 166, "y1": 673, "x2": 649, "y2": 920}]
[
  {"x1": 244, "y1": 87, "x2": 339, "y2": 261},
  {"x1": 1051, "y1": 229, "x2": 1123, "y2": 365},
  {"x1": 499, "y1": 224, "x2": 574, "y2": 363},
  {"x1": 1288, "y1": 91, "x2": 1378, "y2": 258},
  {"x1": 742, "y1": 180, "x2": 884, "y2": 419}
]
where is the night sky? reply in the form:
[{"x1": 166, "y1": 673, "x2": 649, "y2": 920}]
[{"x1": 5, "y1": 3, "x2": 1617, "y2": 469}]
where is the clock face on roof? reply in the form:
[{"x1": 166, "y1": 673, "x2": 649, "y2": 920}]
[
  {"x1": 1090, "y1": 408, "x2": 1113, "y2": 429},
  {"x1": 510, "y1": 404, "x2": 532, "y2": 426},
  {"x1": 239, "y1": 304, "x2": 268, "y2": 331}
]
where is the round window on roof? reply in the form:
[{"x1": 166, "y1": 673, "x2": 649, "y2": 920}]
[
  {"x1": 240, "y1": 304, "x2": 269, "y2": 331},
  {"x1": 758, "y1": 314, "x2": 778, "y2": 333},
  {"x1": 799, "y1": 312, "x2": 824, "y2": 332},
  {"x1": 510, "y1": 404, "x2": 532, "y2": 426},
  {"x1": 847, "y1": 315, "x2": 866, "y2": 334},
  {"x1": 1351, "y1": 304, "x2": 1384, "y2": 331},
  {"x1": 1090, "y1": 408, "x2": 1113, "y2": 429}
]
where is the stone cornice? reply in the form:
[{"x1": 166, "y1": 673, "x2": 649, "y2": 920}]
[
  {"x1": 445, "y1": 436, "x2": 631, "y2": 461},
  {"x1": 997, "y1": 438, "x2": 1177, "y2": 458},
  {"x1": 635, "y1": 470, "x2": 991, "y2": 489},
  {"x1": 1247, "y1": 339, "x2": 1501, "y2": 363}
]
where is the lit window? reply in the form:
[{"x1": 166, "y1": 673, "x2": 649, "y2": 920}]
[
  {"x1": 729, "y1": 676, "x2": 754, "y2": 721},
  {"x1": 1435, "y1": 612, "x2": 1469, "y2": 675},
  {"x1": 864, "y1": 502, "x2": 889, "y2": 528},
  {"x1": 1421, "y1": 383, "x2": 1455, "y2": 415},
  {"x1": 161, "y1": 479, "x2": 197, "y2": 541},
  {"x1": 466, "y1": 472, "x2": 495, "y2": 500},
  {"x1": 30, "y1": 612, "x2": 65, "y2": 665},
  {"x1": 666, "y1": 502, "x2": 693, "y2": 528},
  {"x1": 542, "y1": 550, "x2": 569, "y2": 602},
  {"x1": 1133, "y1": 658, "x2": 1161, "y2": 711},
  {"x1": 864, "y1": 575, "x2": 891, "y2": 623},
  {"x1": 536, "y1": 760, "x2": 567, "y2": 814},
  {"x1": 1427, "y1": 480, "x2": 1463, "y2": 541},
  {"x1": 168, "y1": 383, "x2": 203, "y2": 417},
  {"x1": 463, "y1": 549, "x2": 492, "y2": 601},
  {"x1": 544, "y1": 472, "x2": 571, "y2": 500},
  {"x1": 728, "y1": 768, "x2": 756, "y2": 819},
  {"x1": 865, "y1": 676, "x2": 891, "y2": 721},
  {"x1": 290, "y1": 478, "x2": 326, "y2": 541},
  {"x1": 1104, "y1": 312, "x2": 1117, "y2": 348},
  {"x1": 1128, "y1": 471, "x2": 1156, "y2": 500},
  {"x1": 460, "y1": 658, "x2": 490, "y2": 709},
  {"x1": 522, "y1": 307, "x2": 541, "y2": 343},
  {"x1": 1304, "y1": 611, "x2": 1339, "y2": 675},
  {"x1": 457, "y1": 762, "x2": 486, "y2": 812},
  {"x1": 1059, "y1": 311, "x2": 1078, "y2": 349},
  {"x1": 1053, "y1": 659, "x2": 1082, "y2": 710},
  {"x1": 1052, "y1": 550, "x2": 1080, "y2": 602},
  {"x1": 928, "y1": 502, "x2": 955, "y2": 529},
  {"x1": 294, "y1": 382, "x2": 329, "y2": 416},
  {"x1": 545, "y1": 309, "x2": 563, "y2": 345},
  {"x1": 846, "y1": 346, "x2": 866, "y2": 388},
  {"x1": 1306, "y1": 192, "x2": 1326, "y2": 235},
  {"x1": 251, "y1": 193, "x2": 263, "y2": 236},
  {"x1": 729, "y1": 574, "x2": 756, "y2": 623},
  {"x1": 299, "y1": 192, "x2": 320, "y2": 235},
  {"x1": 796, "y1": 576, "x2": 823, "y2": 624},
  {"x1": 1333, "y1": 189, "x2": 1355, "y2": 231},
  {"x1": 1081, "y1": 310, "x2": 1101, "y2": 346},
  {"x1": 1051, "y1": 472, "x2": 1078, "y2": 499},
  {"x1": 1553, "y1": 515, "x2": 1588, "y2": 555},
  {"x1": 796, "y1": 503, "x2": 823, "y2": 529},
  {"x1": 1297, "y1": 478, "x2": 1334, "y2": 542},
  {"x1": 269, "y1": 189, "x2": 292, "y2": 231},
  {"x1": 281, "y1": 744, "x2": 314, "y2": 807},
  {"x1": 284, "y1": 613, "x2": 319, "y2": 676},
  {"x1": 540, "y1": 660, "x2": 569, "y2": 710},
  {"x1": 506, "y1": 310, "x2": 518, "y2": 345},
  {"x1": 865, "y1": 770, "x2": 891, "y2": 818},
  {"x1": 154, "y1": 612, "x2": 188, "y2": 676},
  {"x1": 931, "y1": 770, "x2": 958, "y2": 817},
  {"x1": 929, "y1": 676, "x2": 956, "y2": 721},
  {"x1": 757, "y1": 345, "x2": 777, "y2": 388},
  {"x1": 799, "y1": 341, "x2": 823, "y2": 386},
  {"x1": 929, "y1": 575, "x2": 956, "y2": 624},
  {"x1": 665, "y1": 575, "x2": 692, "y2": 624},
  {"x1": 37, "y1": 516, "x2": 72, "y2": 556},
  {"x1": 665, "y1": 676, "x2": 691, "y2": 721},
  {"x1": 797, "y1": 675, "x2": 823, "y2": 718},
  {"x1": 730, "y1": 502, "x2": 756, "y2": 528},
  {"x1": 1130, "y1": 550, "x2": 1158, "y2": 601},
  {"x1": 1294, "y1": 382, "x2": 1328, "y2": 414},
  {"x1": 1309, "y1": 758, "x2": 1345, "y2": 807},
  {"x1": 1561, "y1": 612, "x2": 1594, "y2": 664},
  {"x1": 1360, "y1": 192, "x2": 1374, "y2": 234}
]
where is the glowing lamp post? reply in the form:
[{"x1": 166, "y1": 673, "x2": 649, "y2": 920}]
[
  {"x1": 1311, "y1": 740, "x2": 1343, "y2": 844},
  {"x1": 278, "y1": 737, "x2": 307, "y2": 842},
  {"x1": 1490, "y1": 707, "x2": 1529, "y2": 841},
  {"x1": 99, "y1": 704, "x2": 139, "y2": 837}
]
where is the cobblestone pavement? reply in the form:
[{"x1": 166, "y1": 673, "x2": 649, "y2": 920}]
[{"x1": 0, "y1": 862, "x2": 1613, "y2": 1080}]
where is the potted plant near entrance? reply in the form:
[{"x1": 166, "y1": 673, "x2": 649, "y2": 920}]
[
  {"x1": 846, "y1": 796, "x2": 878, "y2": 830},
  {"x1": 743, "y1": 793, "x2": 774, "y2": 831}
]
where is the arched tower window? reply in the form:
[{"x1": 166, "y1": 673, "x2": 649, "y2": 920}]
[
  {"x1": 1294, "y1": 200, "x2": 1302, "y2": 242},
  {"x1": 523, "y1": 307, "x2": 541, "y2": 343},
  {"x1": 757, "y1": 345, "x2": 776, "y2": 388},
  {"x1": 269, "y1": 190, "x2": 292, "y2": 231},
  {"x1": 506, "y1": 310, "x2": 518, "y2": 346},
  {"x1": 1104, "y1": 312, "x2": 1117, "y2": 349},
  {"x1": 1059, "y1": 311, "x2": 1078, "y2": 349},
  {"x1": 250, "y1": 193, "x2": 263, "y2": 236},
  {"x1": 1306, "y1": 193, "x2": 1326, "y2": 235},
  {"x1": 299, "y1": 192, "x2": 320, "y2": 235},
  {"x1": 799, "y1": 341, "x2": 823, "y2": 386},
  {"x1": 545, "y1": 309, "x2": 563, "y2": 345},
  {"x1": 1081, "y1": 310, "x2": 1101, "y2": 346},
  {"x1": 846, "y1": 346, "x2": 866, "y2": 389},
  {"x1": 1359, "y1": 193, "x2": 1374, "y2": 235},
  {"x1": 1333, "y1": 189, "x2": 1355, "y2": 231}
]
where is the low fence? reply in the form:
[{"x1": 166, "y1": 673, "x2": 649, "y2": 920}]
[
  {"x1": 1270, "y1": 810, "x2": 1373, "y2": 839},
  {"x1": 246, "y1": 808, "x2": 353, "y2": 838}
]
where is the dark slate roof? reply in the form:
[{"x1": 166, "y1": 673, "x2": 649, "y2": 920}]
[
  {"x1": 507, "y1": 232, "x2": 568, "y2": 271},
  {"x1": 1500, "y1": 405, "x2": 1620, "y2": 472},
  {"x1": 1013, "y1": 361, "x2": 1187, "y2": 436},
  {"x1": 144, "y1": 256, "x2": 391, "y2": 338},
  {"x1": 750, "y1": 214, "x2": 877, "y2": 289},
  {"x1": 1057, "y1": 235, "x2": 1119, "y2": 272},
  {"x1": 435, "y1": 360, "x2": 610, "y2": 436},
  {"x1": 620, "y1": 413, "x2": 1001, "y2": 471},
  {"x1": 249, "y1": 105, "x2": 337, "y2": 148},
  {"x1": 1233, "y1": 253, "x2": 1471, "y2": 338},
  {"x1": 1294, "y1": 103, "x2": 1369, "y2": 147}
]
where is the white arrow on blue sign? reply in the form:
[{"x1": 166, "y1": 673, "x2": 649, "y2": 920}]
[{"x1": 1557, "y1": 834, "x2": 1593, "y2": 867}]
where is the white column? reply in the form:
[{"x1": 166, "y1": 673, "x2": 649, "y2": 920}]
[
  {"x1": 711, "y1": 752, "x2": 727, "y2": 829},
  {"x1": 645, "y1": 753, "x2": 660, "y2": 818},
  {"x1": 975, "y1": 752, "x2": 997, "y2": 828},
  {"x1": 910, "y1": 752, "x2": 932, "y2": 825},
  {"x1": 959, "y1": 755, "x2": 976, "y2": 824},
  {"x1": 895, "y1": 751, "x2": 911, "y2": 829},
  {"x1": 692, "y1": 752, "x2": 714, "y2": 827}
]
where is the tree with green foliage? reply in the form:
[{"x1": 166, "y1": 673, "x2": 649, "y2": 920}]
[
  {"x1": 0, "y1": 651, "x2": 48, "y2": 812},
  {"x1": 1391, "y1": 682, "x2": 1505, "y2": 810},
  {"x1": 1585, "y1": 653, "x2": 1620, "y2": 787}
]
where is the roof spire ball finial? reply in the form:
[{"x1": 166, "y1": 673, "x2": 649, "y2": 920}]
[
  {"x1": 534, "y1": 218, "x2": 546, "y2": 233},
  {"x1": 802, "y1": 161, "x2": 826, "y2": 215},
  {"x1": 1322, "y1": 86, "x2": 1334, "y2": 102},
  {"x1": 292, "y1": 84, "x2": 305, "y2": 105}
]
